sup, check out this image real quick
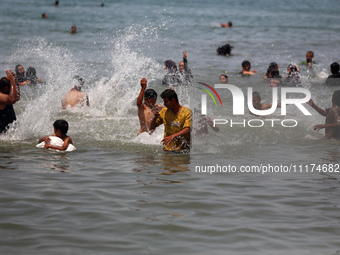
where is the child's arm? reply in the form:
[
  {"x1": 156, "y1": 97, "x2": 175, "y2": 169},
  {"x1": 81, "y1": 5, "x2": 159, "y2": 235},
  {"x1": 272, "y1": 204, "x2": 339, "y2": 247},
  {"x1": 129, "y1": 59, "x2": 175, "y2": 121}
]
[
  {"x1": 313, "y1": 122, "x2": 340, "y2": 131},
  {"x1": 307, "y1": 99, "x2": 327, "y2": 116},
  {"x1": 38, "y1": 136, "x2": 51, "y2": 143},
  {"x1": 44, "y1": 136, "x2": 73, "y2": 151}
]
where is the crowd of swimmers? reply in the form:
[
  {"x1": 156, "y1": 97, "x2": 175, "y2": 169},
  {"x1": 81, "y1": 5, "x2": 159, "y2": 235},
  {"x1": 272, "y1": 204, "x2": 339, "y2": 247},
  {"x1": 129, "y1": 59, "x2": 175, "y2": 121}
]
[
  {"x1": 2, "y1": 47, "x2": 340, "y2": 152},
  {"x1": 2, "y1": 10, "x2": 340, "y2": 152}
]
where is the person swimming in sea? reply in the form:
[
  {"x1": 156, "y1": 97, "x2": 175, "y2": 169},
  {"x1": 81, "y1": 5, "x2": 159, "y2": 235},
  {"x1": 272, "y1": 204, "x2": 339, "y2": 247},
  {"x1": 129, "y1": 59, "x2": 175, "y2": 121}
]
[
  {"x1": 240, "y1": 60, "x2": 257, "y2": 76},
  {"x1": 162, "y1": 59, "x2": 181, "y2": 87},
  {"x1": 282, "y1": 63, "x2": 301, "y2": 87},
  {"x1": 217, "y1": 44, "x2": 233, "y2": 56},
  {"x1": 25, "y1": 67, "x2": 42, "y2": 85}
]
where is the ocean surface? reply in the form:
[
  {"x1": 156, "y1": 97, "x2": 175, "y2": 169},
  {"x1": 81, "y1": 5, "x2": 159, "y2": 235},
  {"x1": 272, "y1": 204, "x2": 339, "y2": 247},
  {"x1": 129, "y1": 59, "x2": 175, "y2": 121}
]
[{"x1": 1, "y1": 0, "x2": 340, "y2": 254}]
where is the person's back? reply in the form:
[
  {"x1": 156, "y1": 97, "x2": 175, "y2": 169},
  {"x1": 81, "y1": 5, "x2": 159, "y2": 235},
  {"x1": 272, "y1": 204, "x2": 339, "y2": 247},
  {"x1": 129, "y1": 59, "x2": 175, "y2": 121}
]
[
  {"x1": 62, "y1": 89, "x2": 87, "y2": 109},
  {"x1": 38, "y1": 119, "x2": 74, "y2": 151},
  {"x1": 325, "y1": 106, "x2": 340, "y2": 139},
  {"x1": 62, "y1": 76, "x2": 89, "y2": 109},
  {"x1": 326, "y1": 62, "x2": 340, "y2": 86}
]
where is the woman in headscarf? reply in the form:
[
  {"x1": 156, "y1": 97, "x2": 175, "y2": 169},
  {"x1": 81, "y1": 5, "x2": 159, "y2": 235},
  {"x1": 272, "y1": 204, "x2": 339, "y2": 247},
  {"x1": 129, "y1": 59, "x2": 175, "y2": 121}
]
[
  {"x1": 26, "y1": 67, "x2": 42, "y2": 85},
  {"x1": 162, "y1": 59, "x2": 181, "y2": 87},
  {"x1": 15, "y1": 64, "x2": 28, "y2": 84}
]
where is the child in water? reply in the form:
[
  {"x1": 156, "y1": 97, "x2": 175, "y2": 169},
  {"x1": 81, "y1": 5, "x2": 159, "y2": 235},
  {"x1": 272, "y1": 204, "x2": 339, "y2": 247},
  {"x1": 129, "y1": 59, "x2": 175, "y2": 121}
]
[
  {"x1": 251, "y1": 91, "x2": 281, "y2": 116},
  {"x1": 308, "y1": 90, "x2": 340, "y2": 139},
  {"x1": 38, "y1": 119, "x2": 74, "y2": 151}
]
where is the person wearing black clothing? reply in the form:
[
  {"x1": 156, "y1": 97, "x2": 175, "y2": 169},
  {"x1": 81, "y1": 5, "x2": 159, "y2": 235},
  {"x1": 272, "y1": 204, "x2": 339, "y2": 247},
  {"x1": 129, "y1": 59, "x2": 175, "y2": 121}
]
[{"x1": 0, "y1": 70, "x2": 20, "y2": 133}]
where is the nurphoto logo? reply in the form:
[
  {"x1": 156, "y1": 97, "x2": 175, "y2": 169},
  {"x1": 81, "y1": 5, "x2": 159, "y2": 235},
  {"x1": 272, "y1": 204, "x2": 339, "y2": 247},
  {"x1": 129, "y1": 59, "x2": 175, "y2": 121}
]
[{"x1": 196, "y1": 83, "x2": 312, "y2": 128}]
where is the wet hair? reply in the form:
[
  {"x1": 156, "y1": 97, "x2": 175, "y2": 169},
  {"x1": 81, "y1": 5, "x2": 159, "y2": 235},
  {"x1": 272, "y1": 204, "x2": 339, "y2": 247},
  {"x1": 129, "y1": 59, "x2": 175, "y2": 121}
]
[
  {"x1": 164, "y1": 60, "x2": 177, "y2": 71},
  {"x1": 330, "y1": 62, "x2": 340, "y2": 74},
  {"x1": 219, "y1": 74, "x2": 228, "y2": 81},
  {"x1": 228, "y1": 21, "x2": 232, "y2": 27},
  {"x1": 160, "y1": 89, "x2": 179, "y2": 103},
  {"x1": 144, "y1": 89, "x2": 157, "y2": 99},
  {"x1": 0, "y1": 77, "x2": 10, "y2": 94},
  {"x1": 26, "y1": 67, "x2": 39, "y2": 84},
  {"x1": 26, "y1": 67, "x2": 36, "y2": 79},
  {"x1": 53, "y1": 119, "x2": 69, "y2": 135},
  {"x1": 252, "y1": 91, "x2": 261, "y2": 100},
  {"x1": 217, "y1": 44, "x2": 233, "y2": 56},
  {"x1": 266, "y1": 62, "x2": 278, "y2": 76},
  {"x1": 270, "y1": 70, "x2": 280, "y2": 78},
  {"x1": 307, "y1": 51, "x2": 314, "y2": 57},
  {"x1": 333, "y1": 90, "x2": 340, "y2": 107},
  {"x1": 73, "y1": 75, "x2": 85, "y2": 86},
  {"x1": 242, "y1": 60, "x2": 251, "y2": 68}
]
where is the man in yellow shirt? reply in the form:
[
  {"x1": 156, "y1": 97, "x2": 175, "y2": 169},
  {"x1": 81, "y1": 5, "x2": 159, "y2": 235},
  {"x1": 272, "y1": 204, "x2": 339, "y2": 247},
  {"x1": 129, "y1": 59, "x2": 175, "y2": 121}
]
[{"x1": 151, "y1": 89, "x2": 192, "y2": 151}]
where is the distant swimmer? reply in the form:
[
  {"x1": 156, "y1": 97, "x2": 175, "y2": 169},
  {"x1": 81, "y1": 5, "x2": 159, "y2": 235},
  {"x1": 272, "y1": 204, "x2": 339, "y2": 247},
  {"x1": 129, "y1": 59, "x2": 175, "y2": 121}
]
[
  {"x1": 240, "y1": 60, "x2": 257, "y2": 76},
  {"x1": 38, "y1": 119, "x2": 75, "y2": 151},
  {"x1": 25, "y1": 67, "x2": 42, "y2": 85},
  {"x1": 70, "y1": 25, "x2": 77, "y2": 34},
  {"x1": 282, "y1": 63, "x2": 301, "y2": 87},
  {"x1": 42, "y1": 13, "x2": 48, "y2": 19},
  {"x1": 150, "y1": 89, "x2": 192, "y2": 152},
  {"x1": 264, "y1": 62, "x2": 282, "y2": 87},
  {"x1": 55, "y1": 1, "x2": 59, "y2": 6},
  {"x1": 325, "y1": 62, "x2": 340, "y2": 86},
  {"x1": 0, "y1": 70, "x2": 20, "y2": 133},
  {"x1": 300, "y1": 51, "x2": 315, "y2": 69},
  {"x1": 220, "y1": 21, "x2": 232, "y2": 28},
  {"x1": 308, "y1": 90, "x2": 340, "y2": 139},
  {"x1": 62, "y1": 76, "x2": 90, "y2": 109},
  {"x1": 217, "y1": 43, "x2": 233, "y2": 56},
  {"x1": 162, "y1": 59, "x2": 181, "y2": 87},
  {"x1": 219, "y1": 74, "x2": 228, "y2": 84},
  {"x1": 251, "y1": 91, "x2": 280, "y2": 116},
  {"x1": 137, "y1": 77, "x2": 164, "y2": 135}
]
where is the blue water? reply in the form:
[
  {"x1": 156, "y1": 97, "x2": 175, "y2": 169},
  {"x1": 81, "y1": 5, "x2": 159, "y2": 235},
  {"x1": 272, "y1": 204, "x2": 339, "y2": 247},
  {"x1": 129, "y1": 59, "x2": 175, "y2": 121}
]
[{"x1": 1, "y1": 0, "x2": 340, "y2": 254}]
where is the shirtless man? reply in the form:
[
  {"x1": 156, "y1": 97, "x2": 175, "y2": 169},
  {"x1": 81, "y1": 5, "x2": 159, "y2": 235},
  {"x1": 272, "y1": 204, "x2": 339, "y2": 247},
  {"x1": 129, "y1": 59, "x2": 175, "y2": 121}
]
[
  {"x1": 137, "y1": 77, "x2": 163, "y2": 135},
  {"x1": 62, "y1": 76, "x2": 89, "y2": 109},
  {"x1": 308, "y1": 90, "x2": 340, "y2": 139}
]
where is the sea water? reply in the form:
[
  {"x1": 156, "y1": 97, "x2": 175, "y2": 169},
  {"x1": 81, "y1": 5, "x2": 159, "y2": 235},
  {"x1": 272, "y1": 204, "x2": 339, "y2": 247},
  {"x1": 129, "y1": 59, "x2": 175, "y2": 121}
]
[{"x1": 1, "y1": 0, "x2": 340, "y2": 254}]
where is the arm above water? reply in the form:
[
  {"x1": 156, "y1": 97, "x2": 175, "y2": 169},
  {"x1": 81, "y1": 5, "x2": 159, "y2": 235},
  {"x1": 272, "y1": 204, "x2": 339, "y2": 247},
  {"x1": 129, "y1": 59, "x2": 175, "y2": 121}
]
[{"x1": 44, "y1": 136, "x2": 73, "y2": 151}]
